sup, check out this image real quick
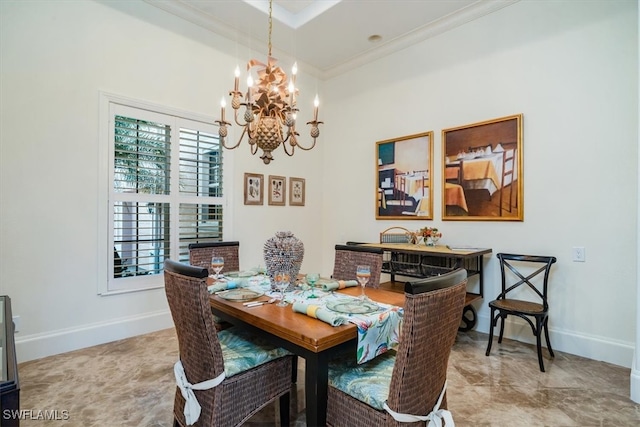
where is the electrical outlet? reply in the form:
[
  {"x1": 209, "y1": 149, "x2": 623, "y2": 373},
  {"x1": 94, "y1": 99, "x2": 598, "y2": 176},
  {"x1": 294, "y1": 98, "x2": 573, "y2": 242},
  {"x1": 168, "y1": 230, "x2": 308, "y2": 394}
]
[
  {"x1": 12, "y1": 315, "x2": 20, "y2": 333},
  {"x1": 572, "y1": 246, "x2": 585, "y2": 262}
]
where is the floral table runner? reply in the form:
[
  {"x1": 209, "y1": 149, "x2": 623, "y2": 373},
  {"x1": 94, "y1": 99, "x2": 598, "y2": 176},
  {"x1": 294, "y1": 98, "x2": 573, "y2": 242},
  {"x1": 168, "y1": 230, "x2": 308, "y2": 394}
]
[
  {"x1": 208, "y1": 272, "x2": 403, "y2": 364},
  {"x1": 287, "y1": 289, "x2": 403, "y2": 364}
]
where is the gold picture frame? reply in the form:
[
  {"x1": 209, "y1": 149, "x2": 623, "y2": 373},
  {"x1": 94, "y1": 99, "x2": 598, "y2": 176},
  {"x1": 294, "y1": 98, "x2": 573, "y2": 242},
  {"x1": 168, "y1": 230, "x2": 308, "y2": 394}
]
[
  {"x1": 376, "y1": 131, "x2": 434, "y2": 220},
  {"x1": 243, "y1": 173, "x2": 264, "y2": 205},
  {"x1": 289, "y1": 177, "x2": 305, "y2": 206},
  {"x1": 268, "y1": 175, "x2": 286, "y2": 206},
  {"x1": 442, "y1": 114, "x2": 523, "y2": 221}
]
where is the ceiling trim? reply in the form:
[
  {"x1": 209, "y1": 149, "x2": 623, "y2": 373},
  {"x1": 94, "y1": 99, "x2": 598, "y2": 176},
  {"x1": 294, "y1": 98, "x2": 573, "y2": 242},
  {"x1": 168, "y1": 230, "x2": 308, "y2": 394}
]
[
  {"x1": 143, "y1": 0, "x2": 521, "y2": 80},
  {"x1": 323, "y1": 0, "x2": 521, "y2": 79},
  {"x1": 243, "y1": 0, "x2": 342, "y2": 29},
  {"x1": 142, "y1": 0, "x2": 321, "y2": 76}
]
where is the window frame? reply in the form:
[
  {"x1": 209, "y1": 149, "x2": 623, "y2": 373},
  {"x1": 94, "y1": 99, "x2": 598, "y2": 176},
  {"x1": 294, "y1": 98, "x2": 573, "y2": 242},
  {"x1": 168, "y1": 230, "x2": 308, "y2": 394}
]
[{"x1": 98, "y1": 92, "x2": 233, "y2": 295}]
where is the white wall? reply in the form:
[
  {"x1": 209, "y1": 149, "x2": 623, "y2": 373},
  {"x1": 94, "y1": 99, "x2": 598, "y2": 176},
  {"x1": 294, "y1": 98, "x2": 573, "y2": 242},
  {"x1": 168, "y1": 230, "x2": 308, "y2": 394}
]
[
  {"x1": 631, "y1": 0, "x2": 640, "y2": 404},
  {"x1": 321, "y1": 0, "x2": 638, "y2": 368},
  {"x1": 0, "y1": 0, "x2": 325, "y2": 361},
  {"x1": 0, "y1": 0, "x2": 637, "y2": 376}
]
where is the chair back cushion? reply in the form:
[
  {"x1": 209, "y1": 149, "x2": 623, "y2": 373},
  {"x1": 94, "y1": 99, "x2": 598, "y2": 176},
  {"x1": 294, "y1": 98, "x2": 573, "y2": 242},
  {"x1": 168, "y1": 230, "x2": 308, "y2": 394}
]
[
  {"x1": 332, "y1": 244, "x2": 383, "y2": 288},
  {"x1": 387, "y1": 268, "x2": 467, "y2": 414},
  {"x1": 404, "y1": 267, "x2": 467, "y2": 294},
  {"x1": 188, "y1": 241, "x2": 240, "y2": 272},
  {"x1": 164, "y1": 259, "x2": 226, "y2": 386}
]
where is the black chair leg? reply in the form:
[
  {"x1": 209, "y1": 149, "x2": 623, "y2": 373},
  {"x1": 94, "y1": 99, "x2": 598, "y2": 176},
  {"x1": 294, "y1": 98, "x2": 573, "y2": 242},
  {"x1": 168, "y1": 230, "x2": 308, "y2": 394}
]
[
  {"x1": 497, "y1": 314, "x2": 506, "y2": 344},
  {"x1": 535, "y1": 317, "x2": 545, "y2": 372},
  {"x1": 279, "y1": 392, "x2": 290, "y2": 426},
  {"x1": 536, "y1": 335, "x2": 545, "y2": 371},
  {"x1": 486, "y1": 309, "x2": 496, "y2": 356},
  {"x1": 543, "y1": 317, "x2": 554, "y2": 358}
]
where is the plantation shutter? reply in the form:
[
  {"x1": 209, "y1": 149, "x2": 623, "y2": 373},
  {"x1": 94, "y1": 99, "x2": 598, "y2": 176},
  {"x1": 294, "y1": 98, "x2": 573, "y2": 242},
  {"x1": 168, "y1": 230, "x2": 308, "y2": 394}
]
[
  {"x1": 178, "y1": 128, "x2": 224, "y2": 262},
  {"x1": 112, "y1": 115, "x2": 172, "y2": 279}
]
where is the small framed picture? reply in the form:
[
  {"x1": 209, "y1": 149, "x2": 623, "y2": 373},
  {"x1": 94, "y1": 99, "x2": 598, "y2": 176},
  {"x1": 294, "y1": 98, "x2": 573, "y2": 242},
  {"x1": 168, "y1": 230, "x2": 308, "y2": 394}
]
[
  {"x1": 244, "y1": 173, "x2": 264, "y2": 205},
  {"x1": 268, "y1": 175, "x2": 286, "y2": 206},
  {"x1": 289, "y1": 177, "x2": 305, "y2": 206}
]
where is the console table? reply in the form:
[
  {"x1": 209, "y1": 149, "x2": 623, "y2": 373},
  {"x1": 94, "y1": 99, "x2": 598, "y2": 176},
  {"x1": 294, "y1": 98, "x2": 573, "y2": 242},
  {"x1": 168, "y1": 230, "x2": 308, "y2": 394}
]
[
  {"x1": 358, "y1": 242, "x2": 491, "y2": 331},
  {"x1": 1, "y1": 296, "x2": 20, "y2": 426}
]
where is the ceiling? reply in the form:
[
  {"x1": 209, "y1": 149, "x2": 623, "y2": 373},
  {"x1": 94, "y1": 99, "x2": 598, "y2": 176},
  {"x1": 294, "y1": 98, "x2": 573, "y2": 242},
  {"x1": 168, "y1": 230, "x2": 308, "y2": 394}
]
[{"x1": 144, "y1": 0, "x2": 519, "y2": 79}]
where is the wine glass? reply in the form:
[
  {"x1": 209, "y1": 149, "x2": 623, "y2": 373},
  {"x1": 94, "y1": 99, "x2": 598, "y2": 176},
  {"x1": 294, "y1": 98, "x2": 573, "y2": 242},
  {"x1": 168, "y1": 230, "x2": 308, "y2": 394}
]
[
  {"x1": 356, "y1": 265, "x2": 371, "y2": 300},
  {"x1": 211, "y1": 256, "x2": 224, "y2": 279},
  {"x1": 272, "y1": 272, "x2": 282, "y2": 294},
  {"x1": 306, "y1": 273, "x2": 320, "y2": 299},
  {"x1": 275, "y1": 272, "x2": 290, "y2": 307}
]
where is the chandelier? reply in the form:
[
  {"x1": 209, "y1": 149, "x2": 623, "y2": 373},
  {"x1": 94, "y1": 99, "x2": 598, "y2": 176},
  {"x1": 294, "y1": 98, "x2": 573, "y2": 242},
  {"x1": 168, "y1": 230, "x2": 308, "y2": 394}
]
[{"x1": 216, "y1": 0, "x2": 323, "y2": 164}]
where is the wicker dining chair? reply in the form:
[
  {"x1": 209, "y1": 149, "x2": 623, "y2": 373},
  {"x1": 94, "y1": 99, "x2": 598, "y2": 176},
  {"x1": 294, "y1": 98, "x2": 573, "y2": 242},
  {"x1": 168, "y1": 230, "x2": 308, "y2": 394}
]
[
  {"x1": 332, "y1": 244, "x2": 384, "y2": 288},
  {"x1": 163, "y1": 259, "x2": 294, "y2": 427},
  {"x1": 326, "y1": 268, "x2": 467, "y2": 427},
  {"x1": 188, "y1": 241, "x2": 240, "y2": 272},
  {"x1": 188, "y1": 241, "x2": 241, "y2": 332},
  {"x1": 486, "y1": 253, "x2": 557, "y2": 372}
]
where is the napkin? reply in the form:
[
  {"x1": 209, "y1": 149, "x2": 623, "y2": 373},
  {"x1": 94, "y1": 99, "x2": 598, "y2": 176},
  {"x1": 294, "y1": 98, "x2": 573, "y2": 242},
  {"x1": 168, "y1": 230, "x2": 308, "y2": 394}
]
[
  {"x1": 207, "y1": 280, "x2": 240, "y2": 294},
  {"x1": 292, "y1": 302, "x2": 347, "y2": 327},
  {"x1": 321, "y1": 280, "x2": 358, "y2": 291}
]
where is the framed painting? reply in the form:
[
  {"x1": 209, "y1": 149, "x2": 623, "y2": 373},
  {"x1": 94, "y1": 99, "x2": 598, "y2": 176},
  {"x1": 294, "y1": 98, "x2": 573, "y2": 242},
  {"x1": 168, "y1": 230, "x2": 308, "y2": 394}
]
[
  {"x1": 376, "y1": 131, "x2": 434, "y2": 220},
  {"x1": 268, "y1": 175, "x2": 286, "y2": 206},
  {"x1": 244, "y1": 173, "x2": 264, "y2": 205},
  {"x1": 442, "y1": 114, "x2": 523, "y2": 221},
  {"x1": 289, "y1": 177, "x2": 305, "y2": 206}
]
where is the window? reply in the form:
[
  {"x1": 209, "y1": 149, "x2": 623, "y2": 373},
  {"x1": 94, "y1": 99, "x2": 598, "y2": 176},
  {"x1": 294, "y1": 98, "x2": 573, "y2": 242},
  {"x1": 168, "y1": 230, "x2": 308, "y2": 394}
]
[{"x1": 100, "y1": 94, "x2": 227, "y2": 294}]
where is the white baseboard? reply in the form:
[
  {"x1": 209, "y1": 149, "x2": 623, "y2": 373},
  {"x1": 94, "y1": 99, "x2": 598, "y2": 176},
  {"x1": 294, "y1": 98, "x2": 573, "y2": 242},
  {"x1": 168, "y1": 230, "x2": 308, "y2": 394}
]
[
  {"x1": 631, "y1": 353, "x2": 640, "y2": 403},
  {"x1": 476, "y1": 313, "x2": 634, "y2": 369},
  {"x1": 13, "y1": 310, "x2": 636, "y2": 373},
  {"x1": 14, "y1": 310, "x2": 174, "y2": 363}
]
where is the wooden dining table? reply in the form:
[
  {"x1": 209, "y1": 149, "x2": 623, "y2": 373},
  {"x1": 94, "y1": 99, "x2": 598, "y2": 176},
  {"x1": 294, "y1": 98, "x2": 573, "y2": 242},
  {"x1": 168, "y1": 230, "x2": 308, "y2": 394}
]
[{"x1": 209, "y1": 286, "x2": 405, "y2": 427}]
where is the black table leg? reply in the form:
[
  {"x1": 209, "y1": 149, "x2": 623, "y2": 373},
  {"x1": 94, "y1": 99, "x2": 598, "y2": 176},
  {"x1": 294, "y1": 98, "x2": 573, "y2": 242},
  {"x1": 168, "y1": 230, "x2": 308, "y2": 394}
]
[{"x1": 304, "y1": 351, "x2": 329, "y2": 427}]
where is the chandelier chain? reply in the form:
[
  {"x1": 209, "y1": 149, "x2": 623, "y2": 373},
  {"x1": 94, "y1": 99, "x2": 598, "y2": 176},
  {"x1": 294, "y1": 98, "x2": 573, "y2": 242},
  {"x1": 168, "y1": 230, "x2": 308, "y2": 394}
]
[{"x1": 268, "y1": 0, "x2": 273, "y2": 57}]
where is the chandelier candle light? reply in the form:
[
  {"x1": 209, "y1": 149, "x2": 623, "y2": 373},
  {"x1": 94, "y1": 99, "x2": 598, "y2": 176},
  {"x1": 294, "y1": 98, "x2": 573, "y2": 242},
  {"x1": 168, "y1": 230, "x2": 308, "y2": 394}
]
[{"x1": 216, "y1": 0, "x2": 323, "y2": 164}]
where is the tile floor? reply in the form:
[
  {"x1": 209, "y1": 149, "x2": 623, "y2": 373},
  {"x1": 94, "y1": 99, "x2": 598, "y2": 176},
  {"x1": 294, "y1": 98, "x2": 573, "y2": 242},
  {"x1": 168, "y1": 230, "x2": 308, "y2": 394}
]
[{"x1": 14, "y1": 328, "x2": 640, "y2": 426}]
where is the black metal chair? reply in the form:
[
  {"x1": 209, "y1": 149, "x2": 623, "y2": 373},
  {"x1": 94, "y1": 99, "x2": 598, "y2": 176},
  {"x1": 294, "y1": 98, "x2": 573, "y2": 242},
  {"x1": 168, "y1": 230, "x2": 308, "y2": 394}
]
[{"x1": 485, "y1": 253, "x2": 557, "y2": 372}]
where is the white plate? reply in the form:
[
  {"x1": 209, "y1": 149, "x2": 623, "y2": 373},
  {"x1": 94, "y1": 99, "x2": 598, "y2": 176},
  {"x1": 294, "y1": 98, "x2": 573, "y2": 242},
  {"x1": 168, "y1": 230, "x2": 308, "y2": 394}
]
[
  {"x1": 217, "y1": 289, "x2": 263, "y2": 302},
  {"x1": 325, "y1": 300, "x2": 380, "y2": 315},
  {"x1": 225, "y1": 271, "x2": 255, "y2": 278}
]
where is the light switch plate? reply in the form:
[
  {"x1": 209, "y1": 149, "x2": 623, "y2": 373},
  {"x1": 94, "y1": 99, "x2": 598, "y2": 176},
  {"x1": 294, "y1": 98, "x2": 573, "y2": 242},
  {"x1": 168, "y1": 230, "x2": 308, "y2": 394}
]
[{"x1": 572, "y1": 246, "x2": 585, "y2": 262}]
